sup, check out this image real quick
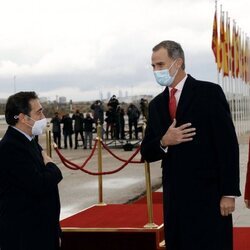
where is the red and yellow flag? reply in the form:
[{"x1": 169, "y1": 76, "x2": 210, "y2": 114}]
[
  {"x1": 220, "y1": 12, "x2": 229, "y2": 76},
  {"x1": 231, "y1": 21, "x2": 236, "y2": 78},
  {"x1": 235, "y1": 27, "x2": 240, "y2": 78},
  {"x1": 225, "y1": 15, "x2": 231, "y2": 76},
  {"x1": 212, "y1": 8, "x2": 219, "y2": 67}
]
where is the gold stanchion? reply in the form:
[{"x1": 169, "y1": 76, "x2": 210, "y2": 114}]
[
  {"x1": 142, "y1": 118, "x2": 158, "y2": 228},
  {"x1": 144, "y1": 161, "x2": 158, "y2": 228},
  {"x1": 46, "y1": 122, "x2": 52, "y2": 157},
  {"x1": 97, "y1": 120, "x2": 106, "y2": 206}
]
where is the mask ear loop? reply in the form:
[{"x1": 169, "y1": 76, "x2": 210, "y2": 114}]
[{"x1": 169, "y1": 59, "x2": 177, "y2": 70}]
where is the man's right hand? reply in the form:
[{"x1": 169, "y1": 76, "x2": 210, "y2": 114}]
[{"x1": 160, "y1": 119, "x2": 196, "y2": 147}]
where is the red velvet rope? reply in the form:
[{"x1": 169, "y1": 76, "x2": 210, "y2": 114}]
[
  {"x1": 55, "y1": 139, "x2": 98, "y2": 169},
  {"x1": 55, "y1": 148, "x2": 79, "y2": 170},
  {"x1": 54, "y1": 142, "x2": 142, "y2": 175},
  {"x1": 101, "y1": 141, "x2": 143, "y2": 164}
]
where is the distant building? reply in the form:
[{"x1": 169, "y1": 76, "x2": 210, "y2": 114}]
[
  {"x1": 99, "y1": 91, "x2": 103, "y2": 101},
  {"x1": 59, "y1": 96, "x2": 67, "y2": 104},
  {"x1": 107, "y1": 91, "x2": 111, "y2": 100}
]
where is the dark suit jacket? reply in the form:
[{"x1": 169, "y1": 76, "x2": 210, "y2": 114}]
[
  {"x1": 141, "y1": 75, "x2": 241, "y2": 250},
  {"x1": 244, "y1": 138, "x2": 250, "y2": 199},
  {"x1": 0, "y1": 126, "x2": 63, "y2": 250}
]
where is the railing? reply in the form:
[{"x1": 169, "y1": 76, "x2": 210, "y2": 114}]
[{"x1": 46, "y1": 120, "x2": 158, "y2": 228}]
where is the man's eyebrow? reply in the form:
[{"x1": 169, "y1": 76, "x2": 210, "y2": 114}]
[
  {"x1": 36, "y1": 108, "x2": 43, "y2": 113},
  {"x1": 151, "y1": 62, "x2": 164, "y2": 67}
]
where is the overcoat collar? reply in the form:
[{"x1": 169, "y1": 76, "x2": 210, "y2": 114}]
[
  {"x1": 158, "y1": 74, "x2": 197, "y2": 126},
  {"x1": 6, "y1": 126, "x2": 44, "y2": 165}
]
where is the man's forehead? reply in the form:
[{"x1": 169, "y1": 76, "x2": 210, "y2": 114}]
[
  {"x1": 153, "y1": 47, "x2": 169, "y2": 55},
  {"x1": 152, "y1": 48, "x2": 170, "y2": 61}
]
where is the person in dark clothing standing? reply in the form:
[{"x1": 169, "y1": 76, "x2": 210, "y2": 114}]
[
  {"x1": 90, "y1": 100, "x2": 104, "y2": 128},
  {"x1": 108, "y1": 95, "x2": 119, "y2": 111},
  {"x1": 50, "y1": 112, "x2": 62, "y2": 149},
  {"x1": 118, "y1": 107, "x2": 125, "y2": 140},
  {"x1": 72, "y1": 110, "x2": 84, "y2": 149},
  {"x1": 83, "y1": 113, "x2": 94, "y2": 149},
  {"x1": 0, "y1": 91, "x2": 63, "y2": 250},
  {"x1": 140, "y1": 40, "x2": 240, "y2": 250},
  {"x1": 61, "y1": 113, "x2": 73, "y2": 149},
  {"x1": 140, "y1": 98, "x2": 149, "y2": 121},
  {"x1": 105, "y1": 105, "x2": 115, "y2": 139},
  {"x1": 127, "y1": 103, "x2": 140, "y2": 140}
]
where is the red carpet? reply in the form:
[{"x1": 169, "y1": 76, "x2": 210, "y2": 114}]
[
  {"x1": 61, "y1": 203, "x2": 163, "y2": 228},
  {"x1": 134, "y1": 192, "x2": 163, "y2": 204},
  {"x1": 134, "y1": 193, "x2": 250, "y2": 249},
  {"x1": 61, "y1": 193, "x2": 250, "y2": 249},
  {"x1": 233, "y1": 227, "x2": 250, "y2": 250}
]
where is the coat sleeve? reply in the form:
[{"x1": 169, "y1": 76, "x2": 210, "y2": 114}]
[
  {"x1": 2, "y1": 145, "x2": 63, "y2": 196},
  {"x1": 140, "y1": 100, "x2": 166, "y2": 163},
  {"x1": 210, "y1": 84, "x2": 241, "y2": 197},
  {"x1": 244, "y1": 139, "x2": 250, "y2": 200}
]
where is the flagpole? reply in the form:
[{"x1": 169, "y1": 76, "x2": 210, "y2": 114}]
[
  {"x1": 214, "y1": 0, "x2": 220, "y2": 86},
  {"x1": 216, "y1": 0, "x2": 220, "y2": 86},
  {"x1": 220, "y1": 6, "x2": 225, "y2": 92},
  {"x1": 227, "y1": 13, "x2": 231, "y2": 99}
]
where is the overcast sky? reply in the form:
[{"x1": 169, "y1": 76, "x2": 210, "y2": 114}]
[{"x1": 0, "y1": 0, "x2": 249, "y2": 101}]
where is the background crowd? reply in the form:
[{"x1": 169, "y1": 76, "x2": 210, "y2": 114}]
[{"x1": 50, "y1": 95, "x2": 149, "y2": 150}]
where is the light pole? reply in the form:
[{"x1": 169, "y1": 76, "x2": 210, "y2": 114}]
[{"x1": 13, "y1": 75, "x2": 16, "y2": 93}]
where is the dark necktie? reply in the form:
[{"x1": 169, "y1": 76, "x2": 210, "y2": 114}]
[{"x1": 169, "y1": 88, "x2": 177, "y2": 120}]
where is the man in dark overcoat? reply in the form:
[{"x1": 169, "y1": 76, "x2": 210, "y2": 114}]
[
  {"x1": 141, "y1": 40, "x2": 240, "y2": 250},
  {"x1": 0, "y1": 91, "x2": 63, "y2": 250}
]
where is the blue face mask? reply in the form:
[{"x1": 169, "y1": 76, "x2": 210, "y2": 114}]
[{"x1": 154, "y1": 60, "x2": 178, "y2": 87}]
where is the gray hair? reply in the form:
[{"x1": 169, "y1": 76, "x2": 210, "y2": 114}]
[{"x1": 152, "y1": 40, "x2": 185, "y2": 70}]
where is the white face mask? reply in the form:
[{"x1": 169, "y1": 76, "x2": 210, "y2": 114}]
[
  {"x1": 153, "y1": 59, "x2": 178, "y2": 87},
  {"x1": 26, "y1": 117, "x2": 47, "y2": 136}
]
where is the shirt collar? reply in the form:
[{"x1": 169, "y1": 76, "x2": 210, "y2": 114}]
[
  {"x1": 11, "y1": 126, "x2": 33, "y2": 141},
  {"x1": 169, "y1": 74, "x2": 188, "y2": 92}
]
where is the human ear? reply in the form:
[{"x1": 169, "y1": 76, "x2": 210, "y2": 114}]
[{"x1": 18, "y1": 113, "x2": 29, "y2": 124}]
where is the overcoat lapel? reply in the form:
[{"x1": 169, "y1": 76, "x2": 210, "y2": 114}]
[
  {"x1": 159, "y1": 87, "x2": 171, "y2": 130},
  {"x1": 176, "y1": 75, "x2": 196, "y2": 121},
  {"x1": 29, "y1": 141, "x2": 44, "y2": 166}
]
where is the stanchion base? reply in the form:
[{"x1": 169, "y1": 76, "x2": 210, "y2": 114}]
[
  {"x1": 96, "y1": 202, "x2": 107, "y2": 206},
  {"x1": 144, "y1": 222, "x2": 159, "y2": 229}
]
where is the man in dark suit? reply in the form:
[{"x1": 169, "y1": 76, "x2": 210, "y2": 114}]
[
  {"x1": 0, "y1": 91, "x2": 63, "y2": 250},
  {"x1": 140, "y1": 40, "x2": 240, "y2": 250}
]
